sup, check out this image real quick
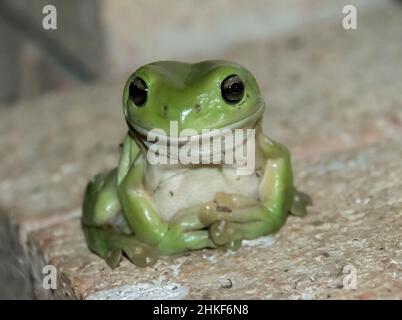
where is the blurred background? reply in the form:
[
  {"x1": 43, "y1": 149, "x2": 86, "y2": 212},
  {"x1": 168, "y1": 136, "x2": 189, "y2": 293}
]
[
  {"x1": 0, "y1": 0, "x2": 386, "y2": 106},
  {"x1": 0, "y1": 0, "x2": 401, "y2": 299}
]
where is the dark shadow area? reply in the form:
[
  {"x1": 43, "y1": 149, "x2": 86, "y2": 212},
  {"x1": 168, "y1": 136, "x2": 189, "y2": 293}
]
[
  {"x1": 0, "y1": 0, "x2": 104, "y2": 105},
  {"x1": 0, "y1": 211, "x2": 33, "y2": 299}
]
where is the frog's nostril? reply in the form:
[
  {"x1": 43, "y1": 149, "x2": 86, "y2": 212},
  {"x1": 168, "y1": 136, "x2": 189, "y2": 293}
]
[
  {"x1": 194, "y1": 104, "x2": 202, "y2": 113},
  {"x1": 161, "y1": 105, "x2": 169, "y2": 118}
]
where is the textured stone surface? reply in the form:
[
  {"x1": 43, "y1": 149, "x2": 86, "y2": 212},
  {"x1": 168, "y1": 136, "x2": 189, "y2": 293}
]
[
  {"x1": 102, "y1": 0, "x2": 383, "y2": 77},
  {"x1": 0, "y1": 3, "x2": 401, "y2": 299},
  {"x1": 29, "y1": 140, "x2": 402, "y2": 299}
]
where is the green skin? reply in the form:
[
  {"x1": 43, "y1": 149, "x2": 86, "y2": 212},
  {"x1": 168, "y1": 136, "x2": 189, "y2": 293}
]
[{"x1": 82, "y1": 60, "x2": 311, "y2": 268}]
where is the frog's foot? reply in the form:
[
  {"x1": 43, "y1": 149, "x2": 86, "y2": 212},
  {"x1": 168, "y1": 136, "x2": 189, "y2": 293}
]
[
  {"x1": 210, "y1": 219, "x2": 275, "y2": 250},
  {"x1": 290, "y1": 189, "x2": 312, "y2": 217},
  {"x1": 155, "y1": 223, "x2": 217, "y2": 255},
  {"x1": 83, "y1": 225, "x2": 157, "y2": 269}
]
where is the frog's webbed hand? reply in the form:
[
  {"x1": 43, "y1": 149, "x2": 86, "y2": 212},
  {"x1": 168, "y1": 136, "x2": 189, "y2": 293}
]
[
  {"x1": 199, "y1": 192, "x2": 259, "y2": 225},
  {"x1": 170, "y1": 194, "x2": 260, "y2": 251},
  {"x1": 164, "y1": 196, "x2": 259, "y2": 253},
  {"x1": 117, "y1": 135, "x2": 215, "y2": 255}
]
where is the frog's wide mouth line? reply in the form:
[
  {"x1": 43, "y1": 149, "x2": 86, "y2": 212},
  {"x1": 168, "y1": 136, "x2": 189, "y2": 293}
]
[{"x1": 128, "y1": 101, "x2": 265, "y2": 145}]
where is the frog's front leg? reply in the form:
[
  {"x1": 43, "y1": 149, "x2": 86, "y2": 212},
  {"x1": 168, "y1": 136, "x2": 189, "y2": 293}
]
[
  {"x1": 82, "y1": 168, "x2": 158, "y2": 268},
  {"x1": 117, "y1": 135, "x2": 215, "y2": 255},
  {"x1": 118, "y1": 161, "x2": 215, "y2": 254},
  {"x1": 117, "y1": 154, "x2": 168, "y2": 245}
]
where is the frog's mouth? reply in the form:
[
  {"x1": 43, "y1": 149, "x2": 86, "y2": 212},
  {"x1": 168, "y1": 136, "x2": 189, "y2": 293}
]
[{"x1": 127, "y1": 100, "x2": 265, "y2": 148}]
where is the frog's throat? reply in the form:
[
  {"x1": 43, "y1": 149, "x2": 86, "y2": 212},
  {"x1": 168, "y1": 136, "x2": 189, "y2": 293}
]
[{"x1": 127, "y1": 100, "x2": 265, "y2": 147}]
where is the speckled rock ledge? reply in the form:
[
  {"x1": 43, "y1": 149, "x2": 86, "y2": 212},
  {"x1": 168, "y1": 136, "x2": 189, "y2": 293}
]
[
  {"x1": 0, "y1": 4, "x2": 401, "y2": 299},
  {"x1": 28, "y1": 141, "x2": 402, "y2": 299}
]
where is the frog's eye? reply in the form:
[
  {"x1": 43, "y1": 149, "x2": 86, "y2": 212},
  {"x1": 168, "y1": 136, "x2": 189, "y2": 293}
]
[
  {"x1": 221, "y1": 74, "x2": 244, "y2": 104},
  {"x1": 129, "y1": 77, "x2": 148, "y2": 107}
]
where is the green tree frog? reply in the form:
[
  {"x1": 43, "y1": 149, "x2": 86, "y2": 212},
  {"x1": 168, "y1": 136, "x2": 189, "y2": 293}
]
[{"x1": 82, "y1": 60, "x2": 311, "y2": 268}]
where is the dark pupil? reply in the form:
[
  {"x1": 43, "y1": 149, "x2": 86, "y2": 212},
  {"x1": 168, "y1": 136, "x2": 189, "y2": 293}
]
[
  {"x1": 221, "y1": 75, "x2": 244, "y2": 104},
  {"x1": 231, "y1": 82, "x2": 242, "y2": 93},
  {"x1": 129, "y1": 77, "x2": 147, "y2": 106}
]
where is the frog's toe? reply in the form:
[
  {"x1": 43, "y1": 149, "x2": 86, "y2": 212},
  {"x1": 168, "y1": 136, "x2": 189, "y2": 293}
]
[
  {"x1": 224, "y1": 239, "x2": 242, "y2": 251},
  {"x1": 105, "y1": 249, "x2": 123, "y2": 269},
  {"x1": 290, "y1": 190, "x2": 312, "y2": 217},
  {"x1": 121, "y1": 238, "x2": 157, "y2": 267},
  {"x1": 209, "y1": 220, "x2": 242, "y2": 250},
  {"x1": 299, "y1": 191, "x2": 313, "y2": 206},
  {"x1": 198, "y1": 201, "x2": 220, "y2": 225}
]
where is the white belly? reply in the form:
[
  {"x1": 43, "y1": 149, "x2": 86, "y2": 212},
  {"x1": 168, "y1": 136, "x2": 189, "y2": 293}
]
[{"x1": 144, "y1": 163, "x2": 260, "y2": 221}]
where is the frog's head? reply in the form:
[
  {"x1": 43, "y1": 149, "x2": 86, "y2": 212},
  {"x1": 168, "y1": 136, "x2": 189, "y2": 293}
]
[{"x1": 123, "y1": 60, "x2": 264, "y2": 137}]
